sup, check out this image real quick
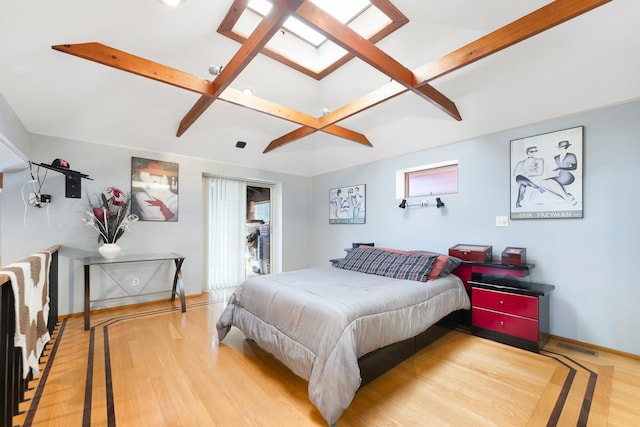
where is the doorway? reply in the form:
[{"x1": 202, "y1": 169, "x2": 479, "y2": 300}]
[
  {"x1": 245, "y1": 185, "x2": 271, "y2": 278},
  {"x1": 206, "y1": 177, "x2": 277, "y2": 290}
]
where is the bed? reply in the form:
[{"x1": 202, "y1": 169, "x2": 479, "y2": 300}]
[{"x1": 216, "y1": 246, "x2": 470, "y2": 426}]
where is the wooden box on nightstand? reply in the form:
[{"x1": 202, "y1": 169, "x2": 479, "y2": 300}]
[
  {"x1": 449, "y1": 244, "x2": 492, "y2": 263},
  {"x1": 469, "y1": 279, "x2": 554, "y2": 352},
  {"x1": 501, "y1": 247, "x2": 526, "y2": 266}
]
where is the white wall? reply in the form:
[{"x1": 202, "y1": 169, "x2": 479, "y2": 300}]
[
  {"x1": 311, "y1": 100, "x2": 640, "y2": 355},
  {"x1": 1, "y1": 134, "x2": 311, "y2": 315},
  {"x1": 0, "y1": 92, "x2": 30, "y2": 171}
]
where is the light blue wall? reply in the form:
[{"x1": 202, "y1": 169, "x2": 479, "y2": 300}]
[
  {"x1": 1, "y1": 134, "x2": 312, "y2": 316},
  {"x1": 311, "y1": 100, "x2": 640, "y2": 355}
]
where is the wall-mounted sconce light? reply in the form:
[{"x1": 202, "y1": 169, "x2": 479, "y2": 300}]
[{"x1": 398, "y1": 197, "x2": 445, "y2": 209}]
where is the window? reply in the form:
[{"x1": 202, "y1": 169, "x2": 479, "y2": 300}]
[
  {"x1": 254, "y1": 201, "x2": 270, "y2": 222},
  {"x1": 395, "y1": 160, "x2": 458, "y2": 199},
  {"x1": 218, "y1": 0, "x2": 406, "y2": 79}
]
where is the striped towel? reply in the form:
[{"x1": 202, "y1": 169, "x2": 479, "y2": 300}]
[{"x1": 0, "y1": 251, "x2": 51, "y2": 378}]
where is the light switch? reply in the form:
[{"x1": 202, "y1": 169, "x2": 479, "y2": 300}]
[{"x1": 496, "y1": 216, "x2": 508, "y2": 227}]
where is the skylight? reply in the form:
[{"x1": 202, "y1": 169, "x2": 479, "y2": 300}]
[
  {"x1": 248, "y1": 0, "x2": 371, "y2": 48},
  {"x1": 218, "y1": 0, "x2": 407, "y2": 80}
]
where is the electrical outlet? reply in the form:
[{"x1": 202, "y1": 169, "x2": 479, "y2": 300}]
[{"x1": 132, "y1": 276, "x2": 140, "y2": 286}]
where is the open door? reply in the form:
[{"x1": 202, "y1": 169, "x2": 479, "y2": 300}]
[{"x1": 245, "y1": 185, "x2": 271, "y2": 278}]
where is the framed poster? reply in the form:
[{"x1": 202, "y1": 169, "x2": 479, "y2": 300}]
[
  {"x1": 131, "y1": 157, "x2": 179, "y2": 222},
  {"x1": 329, "y1": 184, "x2": 365, "y2": 224},
  {"x1": 510, "y1": 126, "x2": 583, "y2": 219}
]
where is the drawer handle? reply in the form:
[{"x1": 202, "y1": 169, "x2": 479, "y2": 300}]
[
  {"x1": 500, "y1": 321, "x2": 504, "y2": 326},
  {"x1": 499, "y1": 300, "x2": 504, "y2": 305}
]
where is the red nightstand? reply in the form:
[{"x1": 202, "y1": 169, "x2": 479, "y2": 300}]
[{"x1": 469, "y1": 280, "x2": 554, "y2": 352}]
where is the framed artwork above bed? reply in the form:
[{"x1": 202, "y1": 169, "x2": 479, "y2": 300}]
[
  {"x1": 510, "y1": 126, "x2": 583, "y2": 220},
  {"x1": 329, "y1": 184, "x2": 366, "y2": 224}
]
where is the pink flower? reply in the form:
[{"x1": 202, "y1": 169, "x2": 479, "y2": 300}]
[
  {"x1": 93, "y1": 207, "x2": 105, "y2": 222},
  {"x1": 108, "y1": 187, "x2": 127, "y2": 207},
  {"x1": 84, "y1": 187, "x2": 136, "y2": 244}
]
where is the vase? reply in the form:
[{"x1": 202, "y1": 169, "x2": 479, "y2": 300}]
[{"x1": 98, "y1": 243, "x2": 121, "y2": 259}]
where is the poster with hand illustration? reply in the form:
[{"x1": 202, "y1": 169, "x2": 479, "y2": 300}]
[
  {"x1": 131, "y1": 157, "x2": 179, "y2": 222},
  {"x1": 329, "y1": 184, "x2": 365, "y2": 224},
  {"x1": 510, "y1": 126, "x2": 583, "y2": 220}
]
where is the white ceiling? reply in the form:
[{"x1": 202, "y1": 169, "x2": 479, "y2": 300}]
[{"x1": 1, "y1": 0, "x2": 639, "y2": 176}]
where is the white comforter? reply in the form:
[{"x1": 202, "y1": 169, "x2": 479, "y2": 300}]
[{"x1": 217, "y1": 266, "x2": 470, "y2": 425}]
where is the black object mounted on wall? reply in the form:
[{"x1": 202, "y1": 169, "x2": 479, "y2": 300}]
[
  {"x1": 32, "y1": 160, "x2": 92, "y2": 198},
  {"x1": 398, "y1": 197, "x2": 445, "y2": 209}
]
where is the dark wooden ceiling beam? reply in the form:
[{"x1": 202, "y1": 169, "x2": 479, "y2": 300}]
[
  {"x1": 294, "y1": 1, "x2": 461, "y2": 121},
  {"x1": 265, "y1": 0, "x2": 611, "y2": 152}
]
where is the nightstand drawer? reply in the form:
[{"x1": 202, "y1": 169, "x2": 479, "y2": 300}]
[
  {"x1": 472, "y1": 307, "x2": 539, "y2": 342},
  {"x1": 472, "y1": 287, "x2": 538, "y2": 319}
]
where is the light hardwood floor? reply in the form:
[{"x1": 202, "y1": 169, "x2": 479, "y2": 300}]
[{"x1": 16, "y1": 292, "x2": 640, "y2": 426}]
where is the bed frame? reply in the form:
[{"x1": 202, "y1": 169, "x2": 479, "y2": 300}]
[{"x1": 359, "y1": 310, "x2": 466, "y2": 386}]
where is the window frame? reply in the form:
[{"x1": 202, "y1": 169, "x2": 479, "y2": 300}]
[{"x1": 395, "y1": 160, "x2": 459, "y2": 200}]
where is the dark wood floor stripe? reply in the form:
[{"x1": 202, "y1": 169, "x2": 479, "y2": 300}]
[
  {"x1": 545, "y1": 356, "x2": 576, "y2": 427},
  {"x1": 23, "y1": 319, "x2": 67, "y2": 427},
  {"x1": 83, "y1": 327, "x2": 95, "y2": 427},
  {"x1": 92, "y1": 298, "x2": 225, "y2": 329},
  {"x1": 103, "y1": 326, "x2": 116, "y2": 427},
  {"x1": 89, "y1": 298, "x2": 223, "y2": 425},
  {"x1": 543, "y1": 350, "x2": 599, "y2": 427},
  {"x1": 580, "y1": 371, "x2": 598, "y2": 426}
]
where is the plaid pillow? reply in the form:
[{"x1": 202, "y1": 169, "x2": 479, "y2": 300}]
[{"x1": 335, "y1": 247, "x2": 437, "y2": 282}]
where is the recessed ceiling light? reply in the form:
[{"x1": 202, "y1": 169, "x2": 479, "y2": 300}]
[
  {"x1": 242, "y1": 88, "x2": 254, "y2": 96},
  {"x1": 159, "y1": 0, "x2": 185, "y2": 6}
]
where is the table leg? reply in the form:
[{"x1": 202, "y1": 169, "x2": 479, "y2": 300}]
[
  {"x1": 84, "y1": 264, "x2": 90, "y2": 330},
  {"x1": 178, "y1": 272, "x2": 186, "y2": 313},
  {"x1": 172, "y1": 258, "x2": 186, "y2": 312}
]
